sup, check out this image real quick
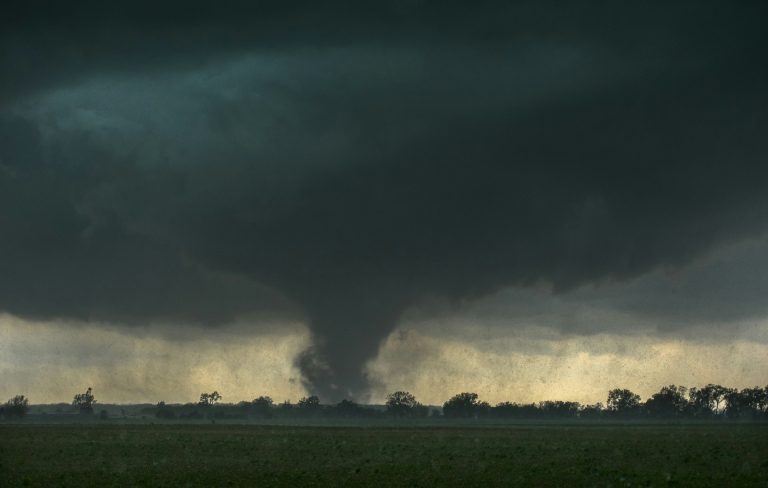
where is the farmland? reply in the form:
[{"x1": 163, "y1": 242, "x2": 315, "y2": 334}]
[{"x1": 1, "y1": 424, "x2": 767, "y2": 486}]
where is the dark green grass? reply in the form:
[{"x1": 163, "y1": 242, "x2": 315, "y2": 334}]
[{"x1": 1, "y1": 424, "x2": 767, "y2": 486}]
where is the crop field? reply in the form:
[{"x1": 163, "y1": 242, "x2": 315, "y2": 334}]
[{"x1": 1, "y1": 424, "x2": 767, "y2": 486}]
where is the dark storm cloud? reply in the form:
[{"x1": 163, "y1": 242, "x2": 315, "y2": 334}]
[
  {"x1": 0, "y1": 115, "x2": 294, "y2": 324},
  {"x1": 407, "y1": 237, "x2": 768, "y2": 346},
  {"x1": 1, "y1": 1, "x2": 768, "y2": 400}
]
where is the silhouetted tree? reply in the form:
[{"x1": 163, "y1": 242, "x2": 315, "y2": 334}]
[
  {"x1": 443, "y1": 392, "x2": 489, "y2": 418},
  {"x1": 688, "y1": 387, "x2": 712, "y2": 417},
  {"x1": 538, "y1": 401, "x2": 580, "y2": 417},
  {"x1": 492, "y1": 401, "x2": 523, "y2": 418},
  {"x1": 579, "y1": 402, "x2": 604, "y2": 419},
  {"x1": 715, "y1": 385, "x2": 736, "y2": 413},
  {"x1": 724, "y1": 389, "x2": 746, "y2": 418},
  {"x1": 155, "y1": 401, "x2": 176, "y2": 419},
  {"x1": 198, "y1": 391, "x2": 222, "y2": 407},
  {"x1": 72, "y1": 387, "x2": 96, "y2": 414},
  {"x1": 278, "y1": 400, "x2": 294, "y2": 415},
  {"x1": 724, "y1": 387, "x2": 768, "y2": 419},
  {"x1": 331, "y1": 399, "x2": 379, "y2": 418},
  {"x1": 385, "y1": 391, "x2": 423, "y2": 418},
  {"x1": 644, "y1": 385, "x2": 688, "y2": 418},
  {"x1": 298, "y1": 395, "x2": 319, "y2": 408},
  {"x1": 2, "y1": 395, "x2": 30, "y2": 418},
  {"x1": 742, "y1": 386, "x2": 768, "y2": 414},
  {"x1": 251, "y1": 396, "x2": 273, "y2": 417},
  {"x1": 412, "y1": 403, "x2": 430, "y2": 418},
  {"x1": 333, "y1": 399, "x2": 359, "y2": 417},
  {"x1": 606, "y1": 388, "x2": 640, "y2": 416},
  {"x1": 297, "y1": 395, "x2": 320, "y2": 416},
  {"x1": 689, "y1": 384, "x2": 731, "y2": 416}
]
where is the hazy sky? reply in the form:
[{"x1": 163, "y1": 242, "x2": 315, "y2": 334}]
[{"x1": 2, "y1": 1, "x2": 767, "y2": 404}]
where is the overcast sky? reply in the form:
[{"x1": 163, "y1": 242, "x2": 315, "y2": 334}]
[{"x1": 2, "y1": 1, "x2": 767, "y2": 404}]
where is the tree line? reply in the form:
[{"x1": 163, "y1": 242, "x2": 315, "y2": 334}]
[{"x1": 2, "y1": 383, "x2": 767, "y2": 421}]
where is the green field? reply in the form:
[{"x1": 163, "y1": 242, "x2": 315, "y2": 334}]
[{"x1": 1, "y1": 424, "x2": 767, "y2": 486}]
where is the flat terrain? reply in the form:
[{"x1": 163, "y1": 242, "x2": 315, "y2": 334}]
[{"x1": 1, "y1": 424, "x2": 767, "y2": 486}]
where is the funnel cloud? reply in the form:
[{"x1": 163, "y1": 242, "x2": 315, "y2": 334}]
[{"x1": 2, "y1": 1, "x2": 768, "y2": 400}]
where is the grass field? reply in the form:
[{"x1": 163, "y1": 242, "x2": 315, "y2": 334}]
[{"x1": 1, "y1": 424, "x2": 767, "y2": 486}]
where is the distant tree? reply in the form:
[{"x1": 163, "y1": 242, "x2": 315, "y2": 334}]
[
  {"x1": 538, "y1": 400, "x2": 580, "y2": 418},
  {"x1": 746, "y1": 386, "x2": 768, "y2": 414},
  {"x1": 278, "y1": 400, "x2": 294, "y2": 415},
  {"x1": 385, "y1": 391, "x2": 421, "y2": 418},
  {"x1": 724, "y1": 387, "x2": 768, "y2": 418},
  {"x1": 761, "y1": 386, "x2": 768, "y2": 417},
  {"x1": 606, "y1": 388, "x2": 640, "y2": 415},
  {"x1": 155, "y1": 401, "x2": 176, "y2": 419},
  {"x1": 198, "y1": 391, "x2": 222, "y2": 407},
  {"x1": 644, "y1": 385, "x2": 688, "y2": 418},
  {"x1": 714, "y1": 385, "x2": 736, "y2": 413},
  {"x1": 724, "y1": 389, "x2": 746, "y2": 418},
  {"x1": 297, "y1": 395, "x2": 320, "y2": 412},
  {"x1": 443, "y1": 392, "x2": 489, "y2": 418},
  {"x1": 72, "y1": 387, "x2": 96, "y2": 414},
  {"x1": 688, "y1": 387, "x2": 712, "y2": 416},
  {"x1": 579, "y1": 402, "x2": 604, "y2": 419},
  {"x1": 492, "y1": 401, "x2": 522, "y2": 419},
  {"x1": 412, "y1": 403, "x2": 430, "y2": 418},
  {"x1": 251, "y1": 396, "x2": 274, "y2": 417},
  {"x1": 3, "y1": 395, "x2": 30, "y2": 418},
  {"x1": 334, "y1": 399, "x2": 358, "y2": 417},
  {"x1": 689, "y1": 384, "x2": 731, "y2": 416},
  {"x1": 332, "y1": 399, "x2": 379, "y2": 418}
]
